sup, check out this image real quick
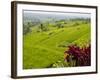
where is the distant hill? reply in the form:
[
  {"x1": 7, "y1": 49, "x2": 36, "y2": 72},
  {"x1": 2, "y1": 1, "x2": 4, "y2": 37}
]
[{"x1": 23, "y1": 11, "x2": 90, "y2": 24}]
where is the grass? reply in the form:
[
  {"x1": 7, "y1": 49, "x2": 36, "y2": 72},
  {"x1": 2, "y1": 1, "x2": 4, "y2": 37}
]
[{"x1": 23, "y1": 21, "x2": 91, "y2": 69}]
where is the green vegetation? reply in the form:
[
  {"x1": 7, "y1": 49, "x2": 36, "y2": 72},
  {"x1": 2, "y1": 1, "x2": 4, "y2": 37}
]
[{"x1": 23, "y1": 17, "x2": 91, "y2": 69}]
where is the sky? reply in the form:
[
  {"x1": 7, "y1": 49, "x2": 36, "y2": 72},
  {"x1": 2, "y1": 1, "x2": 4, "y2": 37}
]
[{"x1": 23, "y1": 10, "x2": 91, "y2": 20}]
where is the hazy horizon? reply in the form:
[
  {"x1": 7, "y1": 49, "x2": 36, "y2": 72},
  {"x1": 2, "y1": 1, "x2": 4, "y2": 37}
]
[
  {"x1": 23, "y1": 10, "x2": 91, "y2": 23},
  {"x1": 24, "y1": 10, "x2": 90, "y2": 18}
]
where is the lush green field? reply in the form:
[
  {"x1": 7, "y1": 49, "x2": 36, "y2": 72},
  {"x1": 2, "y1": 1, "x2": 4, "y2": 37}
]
[{"x1": 23, "y1": 19, "x2": 91, "y2": 69}]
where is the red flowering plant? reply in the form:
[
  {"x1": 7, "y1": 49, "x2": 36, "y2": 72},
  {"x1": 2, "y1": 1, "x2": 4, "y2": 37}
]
[{"x1": 64, "y1": 44, "x2": 91, "y2": 66}]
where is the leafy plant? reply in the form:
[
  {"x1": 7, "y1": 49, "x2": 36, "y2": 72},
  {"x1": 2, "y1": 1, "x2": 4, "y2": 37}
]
[{"x1": 64, "y1": 44, "x2": 91, "y2": 66}]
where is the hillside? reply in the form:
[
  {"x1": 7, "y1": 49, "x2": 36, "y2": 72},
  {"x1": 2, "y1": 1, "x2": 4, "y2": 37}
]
[{"x1": 23, "y1": 21, "x2": 90, "y2": 69}]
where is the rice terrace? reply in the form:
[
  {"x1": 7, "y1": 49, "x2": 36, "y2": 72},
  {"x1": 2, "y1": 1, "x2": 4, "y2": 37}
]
[{"x1": 23, "y1": 10, "x2": 91, "y2": 69}]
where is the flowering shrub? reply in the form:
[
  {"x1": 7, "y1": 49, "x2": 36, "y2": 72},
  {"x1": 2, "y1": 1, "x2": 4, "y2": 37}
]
[{"x1": 64, "y1": 44, "x2": 91, "y2": 66}]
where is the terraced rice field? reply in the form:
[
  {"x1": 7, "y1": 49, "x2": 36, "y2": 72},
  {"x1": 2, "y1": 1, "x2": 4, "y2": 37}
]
[{"x1": 23, "y1": 22, "x2": 90, "y2": 69}]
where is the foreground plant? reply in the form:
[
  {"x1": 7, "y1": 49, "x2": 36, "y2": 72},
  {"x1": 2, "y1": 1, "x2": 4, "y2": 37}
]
[{"x1": 64, "y1": 44, "x2": 91, "y2": 66}]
